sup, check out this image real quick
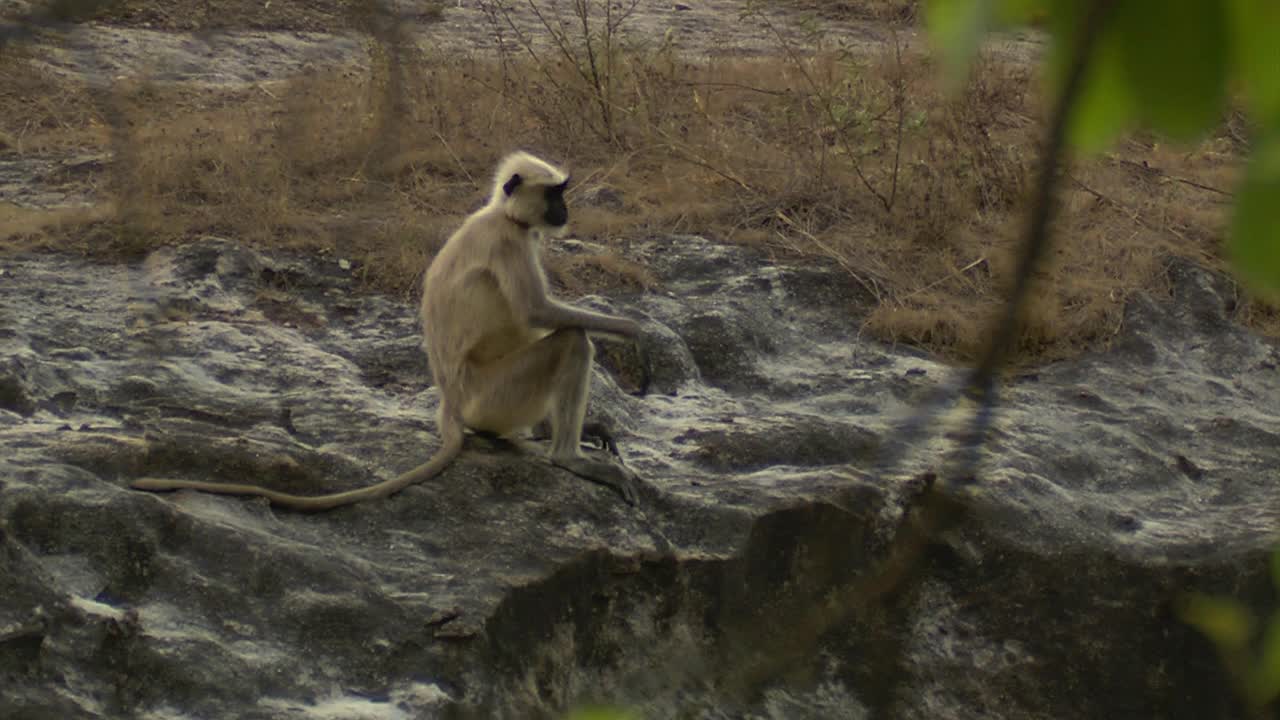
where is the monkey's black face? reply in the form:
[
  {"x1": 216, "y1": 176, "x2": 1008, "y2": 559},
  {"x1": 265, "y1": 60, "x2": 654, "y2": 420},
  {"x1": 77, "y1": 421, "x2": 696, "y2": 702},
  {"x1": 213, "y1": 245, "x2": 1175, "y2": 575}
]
[{"x1": 543, "y1": 181, "x2": 569, "y2": 227}]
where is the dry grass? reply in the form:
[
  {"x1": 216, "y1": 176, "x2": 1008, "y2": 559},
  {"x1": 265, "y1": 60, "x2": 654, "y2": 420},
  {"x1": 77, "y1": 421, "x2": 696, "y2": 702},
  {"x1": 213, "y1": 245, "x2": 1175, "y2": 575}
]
[
  {"x1": 0, "y1": 7, "x2": 1273, "y2": 362},
  {"x1": 0, "y1": 49, "x2": 104, "y2": 154},
  {"x1": 545, "y1": 252, "x2": 657, "y2": 296},
  {"x1": 0, "y1": 203, "x2": 115, "y2": 245}
]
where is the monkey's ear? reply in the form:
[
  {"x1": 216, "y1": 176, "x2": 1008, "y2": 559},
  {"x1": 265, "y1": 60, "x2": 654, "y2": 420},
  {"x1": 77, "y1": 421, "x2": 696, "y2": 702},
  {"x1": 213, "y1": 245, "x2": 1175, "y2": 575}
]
[{"x1": 502, "y1": 174, "x2": 523, "y2": 197}]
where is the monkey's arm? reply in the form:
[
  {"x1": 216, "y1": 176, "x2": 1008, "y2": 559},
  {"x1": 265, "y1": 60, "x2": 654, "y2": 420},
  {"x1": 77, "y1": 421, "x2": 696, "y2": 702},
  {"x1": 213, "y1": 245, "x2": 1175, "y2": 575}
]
[
  {"x1": 497, "y1": 240, "x2": 640, "y2": 337},
  {"x1": 531, "y1": 300, "x2": 640, "y2": 338}
]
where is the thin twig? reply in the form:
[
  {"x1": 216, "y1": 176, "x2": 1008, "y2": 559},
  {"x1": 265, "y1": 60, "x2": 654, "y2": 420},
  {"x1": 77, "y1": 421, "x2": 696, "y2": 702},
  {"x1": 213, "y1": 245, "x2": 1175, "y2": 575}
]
[
  {"x1": 655, "y1": 140, "x2": 754, "y2": 192},
  {"x1": 967, "y1": 0, "x2": 1117, "y2": 396},
  {"x1": 1112, "y1": 157, "x2": 1232, "y2": 197},
  {"x1": 745, "y1": 4, "x2": 896, "y2": 212},
  {"x1": 432, "y1": 131, "x2": 479, "y2": 189},
  {"x1": 727, "y1": 1, "x2": 1126, "y2": 696},
  {"x1": 490, "y1": 3, "x2": 572, "y2": 102},
  {"x1": 851, "y1": 0, "x2": 1120, "y2": 626},
  {"x1": 774, "y1": 210, "x2": 884, "y2": 302},
  {"x1": 679, "y1": 81, "x2": 792, "y2": 96},
  {"x1": 1068, "y1": 173, "x2": 1163, "y2": 234},
  {"x1": 572, "y1": 0, "x2": 612, "y2": 138},
  {"x1": 899, "y1": 256, "x2": 987, "y2": 301},
  {"x1": 887, "y1": 30, "x2": 906, "y2": 211}
]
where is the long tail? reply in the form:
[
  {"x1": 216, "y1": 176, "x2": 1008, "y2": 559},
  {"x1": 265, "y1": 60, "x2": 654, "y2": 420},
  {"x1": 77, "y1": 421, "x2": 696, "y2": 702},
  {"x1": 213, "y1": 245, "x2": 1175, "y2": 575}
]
[{"x1": 131, "y1": 430, "x2": 464, "y2": 513}]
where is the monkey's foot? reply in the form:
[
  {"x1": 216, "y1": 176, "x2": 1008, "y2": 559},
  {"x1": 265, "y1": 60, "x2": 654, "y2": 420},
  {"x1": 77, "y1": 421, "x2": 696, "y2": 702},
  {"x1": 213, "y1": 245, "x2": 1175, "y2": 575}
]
[
  {"x1": 551, "y1": 456, "x2": 639, "y2": 506},
  {"x1": 531, "y1": 420, "x2": 621, "y2": 457},
  {"x1": 580, "y1": 421, "x2": 621, "y2": 457}
]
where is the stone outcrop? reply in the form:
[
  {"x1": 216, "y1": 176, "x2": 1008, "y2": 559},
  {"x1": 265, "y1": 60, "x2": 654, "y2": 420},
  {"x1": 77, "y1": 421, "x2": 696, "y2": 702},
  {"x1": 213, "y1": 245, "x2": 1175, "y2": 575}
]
[{"x1": 1, "y1": 234, "x2": 1277, "y2": 718}]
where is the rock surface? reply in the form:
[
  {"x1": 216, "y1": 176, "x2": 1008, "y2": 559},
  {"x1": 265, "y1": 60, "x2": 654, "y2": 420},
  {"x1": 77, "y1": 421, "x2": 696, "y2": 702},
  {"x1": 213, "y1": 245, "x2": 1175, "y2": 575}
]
[{"x1": 1, "y1": 233, "x2": 1278, "y2": 719}]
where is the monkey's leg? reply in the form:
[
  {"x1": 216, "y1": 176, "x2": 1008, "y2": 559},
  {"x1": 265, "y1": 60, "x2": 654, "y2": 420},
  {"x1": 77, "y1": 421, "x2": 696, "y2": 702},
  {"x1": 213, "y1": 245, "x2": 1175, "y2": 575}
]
[
  {"x1": 461, "y1": 329, "x2": 638, "y2": 505},
  {"x1": 544, "y1": 330, "x2": 640, "y2": 506},
  {"x1": 552, "y1": 454, "x2": 639, "y2": 505},
  {"x1": 545, "y1": 328, "x2": 593, "y2": 458},
  {"x1": 460, "y1": 331, "x2": 576, "y2": 436}
]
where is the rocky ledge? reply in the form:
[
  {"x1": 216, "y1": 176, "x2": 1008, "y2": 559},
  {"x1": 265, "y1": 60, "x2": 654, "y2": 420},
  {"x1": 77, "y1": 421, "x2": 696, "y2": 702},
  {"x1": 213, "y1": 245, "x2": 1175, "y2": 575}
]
[{"x1": 1, "y1": 234, "x2": 1277, "y2": 719}]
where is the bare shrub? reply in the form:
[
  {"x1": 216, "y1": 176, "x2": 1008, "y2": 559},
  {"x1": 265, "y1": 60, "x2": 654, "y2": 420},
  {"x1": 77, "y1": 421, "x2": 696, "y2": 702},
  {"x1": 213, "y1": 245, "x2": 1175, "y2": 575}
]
[{"x1": 478, "y1": 0, "x2": 643, "y2": 146}]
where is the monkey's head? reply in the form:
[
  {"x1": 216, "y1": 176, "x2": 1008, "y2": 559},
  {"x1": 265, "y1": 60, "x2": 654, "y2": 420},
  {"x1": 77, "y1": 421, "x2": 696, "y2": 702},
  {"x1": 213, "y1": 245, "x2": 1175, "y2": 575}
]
[{"x1": 491, "y1": 151, "x2": 571, "y2": 235}]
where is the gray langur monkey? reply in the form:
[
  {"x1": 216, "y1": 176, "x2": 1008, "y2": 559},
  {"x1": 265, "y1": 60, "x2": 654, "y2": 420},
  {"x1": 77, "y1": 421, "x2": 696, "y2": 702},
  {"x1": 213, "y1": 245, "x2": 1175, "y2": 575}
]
[{"x1": 132, "y1": 151, "x2": 642, "y2": 510}]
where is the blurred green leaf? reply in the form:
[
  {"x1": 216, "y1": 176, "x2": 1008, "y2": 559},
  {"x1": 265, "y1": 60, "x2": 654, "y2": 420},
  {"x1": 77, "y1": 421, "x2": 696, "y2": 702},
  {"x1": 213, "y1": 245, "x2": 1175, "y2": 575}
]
[
  {"x1": 1114, "y1": 0, "x2": 1229, "y2": 142},
  {"x1": 1180, "y1": 593, "x2": 1254, "y2": 652},
  {"x1": 1249, "y1": 609, "x2": 1280, "y2": 706},
  {"x1": 1272, "y1": 546, "x2": 1280, "y2": 591},
  {"x1": 1227, "y1": 0, "x2": 1280, "y2": 124},
  {"x1": 1229, "y1": 135, "x2": 1280, "y2": 292},
  {"x1": 925, "y1": 0, "x2": 996, "y2": 92},
  {"x1": 1042, "y1": 0, "x2": 1081, "y2": 78},
  {"x1": 1063, "y1": 26, "x2": 1135, "y2": 154},
  {"x1": 927, "y1": 0, "x2": 1052, "y2": 92},
  {"x1": 994, "y1": 0, "x2": 1046, "y2": 25},
  {"x1": 1039, "y1": 0, "x2": 1134, "y2": 154}
]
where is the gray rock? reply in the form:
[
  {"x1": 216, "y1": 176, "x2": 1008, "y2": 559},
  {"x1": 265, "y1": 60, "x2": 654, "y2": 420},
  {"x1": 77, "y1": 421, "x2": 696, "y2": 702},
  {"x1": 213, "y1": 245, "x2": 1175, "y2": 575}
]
[
  {"x1": 0, "y1": 234, "x2": 1277, "y2": 719},
  {"x1": 575, "y1": 184, "x2": 626, "y2": 211}
]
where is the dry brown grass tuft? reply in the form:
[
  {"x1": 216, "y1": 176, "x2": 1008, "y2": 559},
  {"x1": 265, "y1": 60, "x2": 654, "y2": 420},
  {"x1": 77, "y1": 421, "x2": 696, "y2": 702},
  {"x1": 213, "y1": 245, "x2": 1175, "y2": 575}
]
[
  {"x1": 0, "y1": 203, "x2": 115, "y2": 250},
  {"x1": 109, "y1": 86, "x2": 292, "y2": 244},
  {"x1": 0, "y1": 49, "x2": 103, "y2": 154},
  {"x1": 0, "y1": 8, "x2": 1270, "y2": 364},
  {"x1": 546, "y1": 252, "x2": 657, "y2": 296}
]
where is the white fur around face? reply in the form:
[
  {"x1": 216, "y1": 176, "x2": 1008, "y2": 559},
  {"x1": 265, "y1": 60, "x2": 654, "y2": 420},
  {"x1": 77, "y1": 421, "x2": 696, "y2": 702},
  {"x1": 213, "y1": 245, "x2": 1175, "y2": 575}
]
[
  {"x1": 488, "y1": 151, "x2": 568, "y2": 205},
  {"x1": 488, "y1": 151, "x2": 569, "y2": 230}
]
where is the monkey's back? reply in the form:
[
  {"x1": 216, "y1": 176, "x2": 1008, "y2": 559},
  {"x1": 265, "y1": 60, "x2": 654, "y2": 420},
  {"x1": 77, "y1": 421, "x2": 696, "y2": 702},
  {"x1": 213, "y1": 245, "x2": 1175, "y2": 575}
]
[{"x1": 421, "y1": 211, "x2": 542, "y2": 390}]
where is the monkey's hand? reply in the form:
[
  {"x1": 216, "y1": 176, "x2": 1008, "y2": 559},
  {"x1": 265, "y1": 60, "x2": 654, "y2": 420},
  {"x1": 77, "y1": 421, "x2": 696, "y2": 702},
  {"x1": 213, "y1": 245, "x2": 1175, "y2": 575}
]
[
  {"x1": 551, "y1": 456, "x2": 640, "y2": 506},
  {"x1": 612, "y1": 317, "x2": 642, "y2": 338},
  {"x1": 587, "y1": 317, "x2": 642, "y2": 343}
]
